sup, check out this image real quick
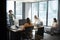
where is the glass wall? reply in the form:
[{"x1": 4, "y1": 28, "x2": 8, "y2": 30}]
[
  {"x1": 6, "y1": 0, "x2": 58, "y2": 27},
  {"x1": 16, "y1": 1, "x2": 22, "y2": 19},
  {"x1": 6, "y1": 1, "x2": 22, "y2": 20},
  {"x1": 6, "y1": 1, "x2": 22, "y2": 26},
  {"x1": 27, "y1": 3, "x2": 32, "y2": 20},
  {"x1": 39, "y1": 2, "x2": 47, "y2": 25},
  {"x1": 6, "y1": 1, "x2": 14, "y2": 14},
  {"x1": 32, "y1": 3, "x2": 39, "y2": 23},
  {"x1": 48, "y1": 0, "x2": 58, "y2": 26},
  {"x1": 27, "y1": 0, "x2": 58, "y2": 26}
]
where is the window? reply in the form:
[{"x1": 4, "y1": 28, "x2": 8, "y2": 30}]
[
  {"x1": 48, "y1": 0, "x2": 58, "y2": 26},
  {"x1": 26, "y1": 3, "x2": 32, "y2": 20},
  {"x1": 6, "y1": 1, "x2": 14, "y2": 24},
  {"x1": 6, "y1": 1, "x2": 22, "y2": 20},
  {"x1": 6, "y1": 1, "x2": 14, "y2": 14},
  {"x1": 32, "y1": 3, "x2": 39, "y2": 23},
  {"x1": 28, "y1": 7, "x2": 32, "y2": 20},
  {"x1": 16, "y1": 1, "x2": 22, "y2": 19},
  {"x1": 39, "y1": 2, "x2": 47, "y2": 25}
]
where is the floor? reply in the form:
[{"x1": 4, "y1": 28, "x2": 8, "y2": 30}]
[
  {"x1": 9, "y1": 29, "x2": 60, "y2": 40},
  {"x1": 43, "y1": 33, "x2": 60, "y2": 40},
  {"x1": 32, "y1": 29, "x2": 60, "y2": 40}
]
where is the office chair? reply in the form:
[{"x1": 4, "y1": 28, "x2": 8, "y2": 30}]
[
  {"x1": 22, "y1": 26, "x2": 34, "y2": 40},
  {"x1": 35, "y1": 27, "x2": 44, "y2": 39}
]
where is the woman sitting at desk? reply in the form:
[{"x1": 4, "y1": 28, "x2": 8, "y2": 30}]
[
  {"x1": 52, "y1": 18, "x2": 58, "y2": 28},
  {"x1": 22, "y1": 18, "x2": 33, "y2": 30},
  {"x1": 51, "y1": 18, "x2": 58, "y2": 34}
]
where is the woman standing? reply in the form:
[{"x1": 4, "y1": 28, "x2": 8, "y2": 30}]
[{"x1": 9, "y1": 10, "x2": 15, "y2": 26}]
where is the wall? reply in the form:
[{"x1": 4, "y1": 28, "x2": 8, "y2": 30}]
[{"x1": 58, "y1": 0, "x2": 60, "y2": 28}]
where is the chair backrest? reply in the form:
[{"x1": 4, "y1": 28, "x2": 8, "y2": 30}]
[{"x1": 24, "y1": 26, "x2": 34, "y2": 32}]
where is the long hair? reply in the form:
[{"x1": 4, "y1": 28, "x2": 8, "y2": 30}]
[
  {"x1": 26, "y1": 18, "x2": 31, "y2": 24},
  {"x1": 9, "y1": 10, "x2": 12, "y2": 13}
]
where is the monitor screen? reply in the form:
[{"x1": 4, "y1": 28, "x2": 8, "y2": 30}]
[{"x1": 19, "y1": 19, "x2": 26, "y2": 26}]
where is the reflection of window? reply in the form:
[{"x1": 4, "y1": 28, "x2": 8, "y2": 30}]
[
  {"x1": 16, "y1": 1, "x2": 22, "y2": 19},
  {"x1": 32, "y1": 3, "x2": 38, "y2": 23},
  {"x1": 39, "y1": 2, "x2": 47, "y2": 25},
  {"x1": 48, "y1": 0, "x2": 58, "y2": 26}
]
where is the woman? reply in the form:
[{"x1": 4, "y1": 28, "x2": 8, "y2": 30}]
[
  {"x1": 34, "y1": 15, "x2": 43, "y2": 27},
  {"x1": 52, "y1": 18, "x2": 58, "y2": 27},
  {"x1": 22, "y1": 18, "x2": 33, "y2": 30},
  {"x1": 22, "y1": 18, "x2": 33, "y2": 39},
  {"x1": 24, "y1": 18, "x2": 33, "y2": 27},
  {"x1": 51, "y1": 18, "x2": 58, "y2": 35}
]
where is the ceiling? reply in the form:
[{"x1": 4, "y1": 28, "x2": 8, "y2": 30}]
[{"x1": 7, "y1": 0, "x2": 50, "y2": 2}]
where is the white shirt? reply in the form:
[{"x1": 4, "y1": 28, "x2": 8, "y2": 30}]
[
  {"x1": 52, "y1": 22, "x2": 58, "y2": 27},
  {"x1": 34, "y1": 19, "x2": 43, "y2": 27}
]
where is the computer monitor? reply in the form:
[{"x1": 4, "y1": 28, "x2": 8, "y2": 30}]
[{"x1": 19, "y1": 19, "x2": 26, "y2": 26}]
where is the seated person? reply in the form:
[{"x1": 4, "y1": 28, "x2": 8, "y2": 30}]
[
  {"x1": 51, "y1": 18, "x2": 59, "y2": 34},
  {"x1": 52, "y1": 18, "x2": 58, "y2": 28},
  {"x1": 22, "y1": 18, "x2": 33, "y2": 30},
  {"x1": 34, "y1": 15, "x2": 43, "y2": 27}
]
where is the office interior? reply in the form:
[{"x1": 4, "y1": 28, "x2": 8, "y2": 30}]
[{"x1": 6, "y1": 0, "x2": 60, "y2": 40}]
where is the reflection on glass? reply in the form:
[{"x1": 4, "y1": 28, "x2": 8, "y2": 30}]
[
  {"x1": 48, "y1": 0, "x2": 58, "y2": 26},
  {"x1": 32, "y1": 3, "x2": 38, "y2": 23},
  {"x1": 16, "y1": 1, "x2": 22, "y2": 19},
  {"x1": 39, "y1": 2, "x2": 47, "y2": 25}
]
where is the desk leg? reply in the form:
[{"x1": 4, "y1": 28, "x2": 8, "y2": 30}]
[{"x1": 9, "y1": 31, "x2": 11, "y2": 40}]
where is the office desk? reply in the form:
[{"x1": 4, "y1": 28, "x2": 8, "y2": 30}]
[
  {"x1": 8, "y1": 25, "x2": 44, "y2": 40},
  {"x1": 8, "y1": 25, "x2": 24, "y2": 40},
  {"x1": 10, "y1": 25, "x2": 24, "y2": 32}
]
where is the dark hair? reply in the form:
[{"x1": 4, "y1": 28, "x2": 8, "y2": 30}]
[
  {"x1": 9, "y1": 10, "x2": 12, "y2": 13},
  {"x1": 26, "y1": 18, "x2": 31, "y2": 24},
  {"x1": 53, "y1": 18, "x2": 57, "y2": 22}
]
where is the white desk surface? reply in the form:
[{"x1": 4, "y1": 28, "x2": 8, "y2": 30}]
[
  {"x1": 10, "y1": 25, "x2": 44, "y2": 32},
  {"x1": 10, "y1": 25, "x2": 24, "y2": 32}
]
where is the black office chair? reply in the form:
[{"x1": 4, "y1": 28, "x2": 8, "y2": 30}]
[
  {"x1": 35, "y1": 27, "x2": 44, "y2": 39},
  {"x1": 22, "y1": 26, "x2": 34, "y2": 40}
]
